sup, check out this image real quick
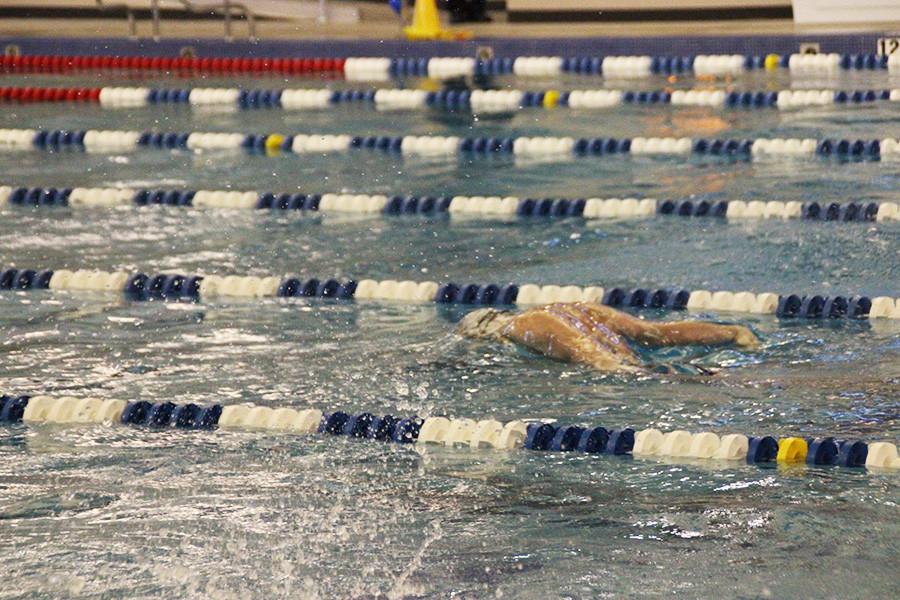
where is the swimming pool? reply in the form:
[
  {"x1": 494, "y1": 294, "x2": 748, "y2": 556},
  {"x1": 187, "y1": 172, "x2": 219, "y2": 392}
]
[{"x1": 1, "y1": 46, "x2": 898, "y2": 598}]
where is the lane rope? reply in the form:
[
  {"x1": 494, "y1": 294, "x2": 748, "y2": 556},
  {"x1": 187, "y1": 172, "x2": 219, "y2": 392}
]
[
  {"x1": 2, "y1": 184, "x2": 899, "y2": 223},
  {"x1": 3, "y1": 85, "x2": 899, "y2": 112},
  {"x1": 1, "y1": 53, "x2": 898, "y2": 81},
  {"x1": 0, "y1": 55, "x2": 345, "y2": 75},
  {"x1": 1, "y1": 393, "x2": 897, "y2": 472},
  {"x1": 1, "y1": 266, "x2": 898, "y2": 319},
  {"x1": 2, "y1": 128, "x2": 898, "y2": 162}
]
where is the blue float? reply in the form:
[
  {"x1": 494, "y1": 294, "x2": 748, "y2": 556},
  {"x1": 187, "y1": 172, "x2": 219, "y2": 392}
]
[
  {"x1": 823, "y1": 296, "x2": 848, "y2": 318},
  {"x1": 194, "y1": 404, "x2": 222, "y2": 429},
  {"x1": 11, "y1": 269, "x2": 35, "y2": 289},
  {"x1": 602, "y1": 288, "x2": 626, "y2": 307},
  {"x1": 121, "y1": 401, "x2": 151, "y2": 424},
  {"x1": 454, "y1": 284, "x2": 480, "y2": 305},
  {"x1": 366, "y1": 415, "x2": 398, "y2": 440},
  {"x1": 145, "y1": 402, "x2": 176, "y2": 426},
  {"x1": 391, "y1": 417, "x2": 422, "y2": 443},
  {"x1": 747, "y1": 436, "x2": 778, "y2": 463},
  {"x1": 475, "y1": 284, "x2": 500, "y2": 305},
  {"x1": 497, "y1": 284, "x2": 519, "y2": 305},
  {"x1": 435, "y1": 283, "x2": 460, "y2": 304},
  {"x1": 798, "y1": 295, "x2": 826, "y2": 319},
  {"x1": 0, "y1": 395, "x2": 28, "y2": 422},
  {"x1": 171, "y1": 403, "x2": 200, "y2": 428},
  {"x1": 847, "y1": 296, "x2": 871, "y2": 318},
  {"x1": 124, "y1": 273, "x2": 149, "y2": 298},
  {"x1": 576, "y1": 426, "x2": 609, "y2": 453},
  {"x1": 625, "y1": 288, "x2": 649, "y2": 307},
  {"x1": 605, "y1": 428, "x2": 635, "y2": 454},
  {"x1": 646, "y1": 289, "x2": 669, "y2": 308},
  {"x1": 342, "y1": 413, "x2": 375, "y2": 437},
  {"x1": 776, "y1": 295, "x2": 803, "y2": 318},
  {"x1": 524, "y1": 423, "x2": 557, "y2": 451},
  {"x1": 807, "y1": 437, "x2": 839, "y2": 466},
  {"x1": 837, "y1": 440, "x2": 868, "y2": 467},
  {"x1": 319, "y1": 411, "x2": 350, "y2": 434},
  {"x1": 34, "y1": 270, "x2": 54, "y2": 289},
  {"x1": 549, "y1": 425, "x2": 584, "y2": 451}
]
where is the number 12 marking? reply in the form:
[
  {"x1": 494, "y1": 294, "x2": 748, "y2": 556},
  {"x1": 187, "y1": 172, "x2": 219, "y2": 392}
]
[{"x1": 877, "y1": 38, "x2": 900, "y2": 55}]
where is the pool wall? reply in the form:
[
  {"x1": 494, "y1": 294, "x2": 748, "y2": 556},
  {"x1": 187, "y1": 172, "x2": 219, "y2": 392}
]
[{"x1": 0, "y1": 33, "x2": 892, "y2": 58}]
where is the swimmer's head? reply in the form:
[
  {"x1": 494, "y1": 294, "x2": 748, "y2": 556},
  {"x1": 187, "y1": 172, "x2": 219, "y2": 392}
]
[{"x1": 456, "y1": 308, "x2": 513, "y2": 340}]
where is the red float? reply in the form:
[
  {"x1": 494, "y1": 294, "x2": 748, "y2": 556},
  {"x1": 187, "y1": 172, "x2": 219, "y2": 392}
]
[{"x1": 0, "y1": 53, "x2": 349, "y2": 77}]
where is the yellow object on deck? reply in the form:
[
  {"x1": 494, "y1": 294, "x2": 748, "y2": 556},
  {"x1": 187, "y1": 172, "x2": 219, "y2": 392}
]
[{"x1": 404, "y1": 0, "x2": 472, "y2": 41}]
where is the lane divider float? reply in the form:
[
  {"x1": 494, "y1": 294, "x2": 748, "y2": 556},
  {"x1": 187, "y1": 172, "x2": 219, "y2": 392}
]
[
  {"x1": 2, "y1": 184, "x2": 899, "y2": 224},
  {"x1": 3, "y1": 86, "x2": 899, "y2": 113},
  {"x1": 2, "y1": 128, "x2": 898, "y2": 162},
  {"x1": 1, "y1": 266, "x2": 898, "y2": 320},
  {"x1": 1, "y1": 393, "x2": 897, "y2": 472},
  {"x1": 2, "y1": 53, "x2": 898, "y2": 81},
  {"x1": 0, "y1": 55, "x2": 345, "y2": 76}
]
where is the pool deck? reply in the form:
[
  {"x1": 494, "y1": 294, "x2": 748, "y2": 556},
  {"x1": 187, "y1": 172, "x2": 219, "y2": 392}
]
[
  {"x1": 1, "y1": 0, "x2": 897, "y2": 40},
  {"x1": 1, "y1": 1, "x2": 897, "y2": 59}
]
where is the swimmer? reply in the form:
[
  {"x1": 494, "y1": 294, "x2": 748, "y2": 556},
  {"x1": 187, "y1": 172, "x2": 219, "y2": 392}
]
[{"x1": 456, "y1": 302, "x2": 760, "y2": 373}]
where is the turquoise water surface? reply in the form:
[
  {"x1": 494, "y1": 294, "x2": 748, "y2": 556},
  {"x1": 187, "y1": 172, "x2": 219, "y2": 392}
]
[{"x1": 1, "y1": 69, "x2": 898, "y2": 598}]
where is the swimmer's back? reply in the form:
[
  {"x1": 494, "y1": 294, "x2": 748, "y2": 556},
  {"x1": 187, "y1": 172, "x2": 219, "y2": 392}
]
[{"x1": 502, "y1": 303, "x2": 644, "y2": 371}]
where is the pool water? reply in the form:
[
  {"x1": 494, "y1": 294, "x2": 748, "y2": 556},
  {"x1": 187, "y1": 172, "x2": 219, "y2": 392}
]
[{"x1": 1, "y1": 69, "x2": 899, "y2": 598}]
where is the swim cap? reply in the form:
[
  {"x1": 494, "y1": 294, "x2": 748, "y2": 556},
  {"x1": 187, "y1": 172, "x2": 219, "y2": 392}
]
[{"x1": 456, "y1": 308, "x2": 513, "y2": 340}]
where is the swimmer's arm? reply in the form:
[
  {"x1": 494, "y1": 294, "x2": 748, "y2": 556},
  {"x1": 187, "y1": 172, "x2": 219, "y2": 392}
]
[
  {"x1": 652, "y1": 321, "x2": 759, "y2": 348},
  {"x1": 596, "y1": 308, "x2": 760, "y2": 349}
]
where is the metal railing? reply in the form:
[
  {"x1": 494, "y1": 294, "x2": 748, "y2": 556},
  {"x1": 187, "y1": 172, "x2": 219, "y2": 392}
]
[
  {"x1": 179, "y1": 1, "x2": 257, "y2": 41},
  {"x1": 94, "y1": 0, "x2": 348, "y2": 42}
]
